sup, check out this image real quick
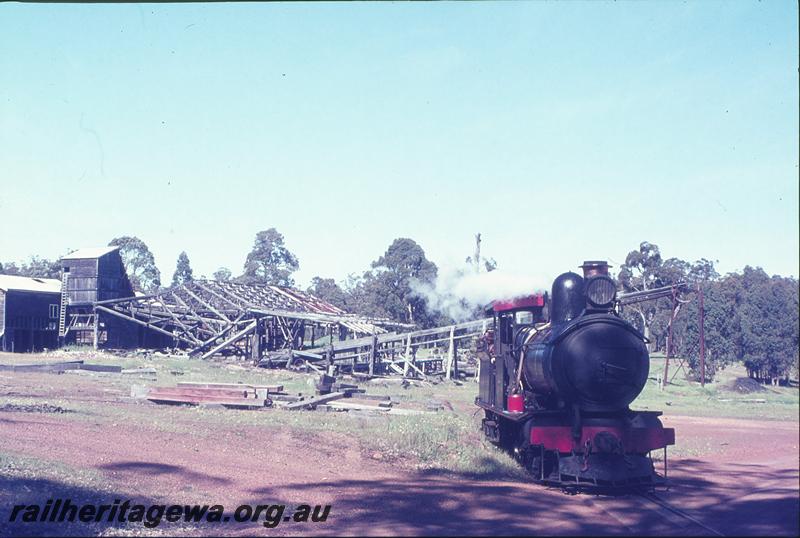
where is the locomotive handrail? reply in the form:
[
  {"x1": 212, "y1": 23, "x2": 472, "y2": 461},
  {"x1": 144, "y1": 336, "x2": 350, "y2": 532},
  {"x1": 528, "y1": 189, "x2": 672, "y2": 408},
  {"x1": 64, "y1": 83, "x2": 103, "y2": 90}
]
[{"x1": 616, "y1": 282, "x2": 689, "y2": 306}]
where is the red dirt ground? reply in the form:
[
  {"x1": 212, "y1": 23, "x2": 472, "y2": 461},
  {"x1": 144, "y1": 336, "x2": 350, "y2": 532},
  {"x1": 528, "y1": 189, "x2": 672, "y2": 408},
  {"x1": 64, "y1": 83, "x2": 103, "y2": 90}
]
[{"x1": 0, "y1": 372, "x2": 797, "y2": 536}]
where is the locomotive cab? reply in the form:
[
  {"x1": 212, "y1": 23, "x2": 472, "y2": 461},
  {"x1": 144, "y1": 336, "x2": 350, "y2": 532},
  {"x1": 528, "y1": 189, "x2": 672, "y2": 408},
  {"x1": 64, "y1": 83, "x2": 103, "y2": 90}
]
[
  {"x1": 477, "y1": 294, "x2": 547, "y2": 414},
  {"x1": 475, "y1": 260, "x2": 675, "y2": 490}
]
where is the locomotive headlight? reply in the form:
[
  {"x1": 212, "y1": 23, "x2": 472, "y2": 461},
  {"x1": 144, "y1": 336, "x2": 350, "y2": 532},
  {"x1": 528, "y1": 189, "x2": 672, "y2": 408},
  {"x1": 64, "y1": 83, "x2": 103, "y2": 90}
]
[{"x1": 585, "y1": 275, "x2": 617, "y2": 308}]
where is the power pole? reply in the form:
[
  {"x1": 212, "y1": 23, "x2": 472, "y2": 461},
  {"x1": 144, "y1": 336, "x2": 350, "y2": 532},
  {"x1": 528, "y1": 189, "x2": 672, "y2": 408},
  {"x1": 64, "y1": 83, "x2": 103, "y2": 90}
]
[
  {"x1": 663, "y1": 285, "x2": 678, "y2": 390},
  {"x1": 699, "y1": 283, "x2": 706, "y2": 387},
  {"x1": 474, "y1": 233, "x2": 481, "y2": 274}
]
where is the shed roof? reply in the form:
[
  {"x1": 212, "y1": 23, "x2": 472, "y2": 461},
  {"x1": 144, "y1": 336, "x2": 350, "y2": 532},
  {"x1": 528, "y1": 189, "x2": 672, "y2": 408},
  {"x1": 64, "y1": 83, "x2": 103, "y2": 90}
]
[
  {"x1": 0, "y1": 274, "x2": 61, "y2": 294},
  {"x1": 62, "y1": 246, "x2": 119, "y2": 260}
]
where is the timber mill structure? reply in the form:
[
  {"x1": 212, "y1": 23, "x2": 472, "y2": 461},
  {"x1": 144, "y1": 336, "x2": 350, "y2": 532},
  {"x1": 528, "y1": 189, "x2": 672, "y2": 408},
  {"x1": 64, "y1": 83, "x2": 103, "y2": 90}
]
[
  {"x1": 54, "y1": 246, "x2": 418, "y2": 365},
  {"x1": 91, "y1": 279, "x2": 405, "y2": 361},
  {"x1": 4, "y1": 246, "x2": 696, "y2": 381},
  {"x1": 292, "y1": 318, "x2": 490, "y2": 379}
]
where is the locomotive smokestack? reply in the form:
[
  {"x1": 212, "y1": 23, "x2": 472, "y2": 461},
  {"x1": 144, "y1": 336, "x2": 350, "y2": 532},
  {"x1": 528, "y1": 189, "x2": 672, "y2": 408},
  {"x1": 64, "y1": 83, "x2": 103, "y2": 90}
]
[
  {"x1": 550, "y1": 272, "x2": 586, "y2": 324},
  {"x1": 579, "y1": 260, "x2": 611, "y2": 279}
]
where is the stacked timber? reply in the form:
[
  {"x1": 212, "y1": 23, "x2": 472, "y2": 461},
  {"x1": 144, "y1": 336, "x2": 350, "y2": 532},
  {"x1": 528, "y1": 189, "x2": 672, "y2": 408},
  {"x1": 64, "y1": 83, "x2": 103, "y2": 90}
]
[
  {"x1": 0, "y1": 360, "x2": 123, "y2": 373},
  {"x1": 139, "y1": 376, "x2": 425, "y2": 415},
  {"x1": 144, "y1": 383, "x2": 284, "y2": 409}
]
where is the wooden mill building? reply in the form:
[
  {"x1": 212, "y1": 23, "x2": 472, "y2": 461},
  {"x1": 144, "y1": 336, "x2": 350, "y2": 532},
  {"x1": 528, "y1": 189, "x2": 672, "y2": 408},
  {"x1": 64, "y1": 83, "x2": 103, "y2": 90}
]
[
  {"x1": 0, "y1": 275, "x2": 62, "y2": 352},
  {"x1": 3, "y1": 245, "x2": 401, "y2": 356},
  {"x1": 60, "y1": 246, "x2": 170, "y2": 348}
]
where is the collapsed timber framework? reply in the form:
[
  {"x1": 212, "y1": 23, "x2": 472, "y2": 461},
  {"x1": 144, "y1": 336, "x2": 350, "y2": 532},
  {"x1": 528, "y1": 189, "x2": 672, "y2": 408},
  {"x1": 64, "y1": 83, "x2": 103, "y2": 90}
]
[
  {"x1": 89, "y1": 279, "x2": 411, "y2": 361},
  {"x1": 290, "y1": 318, "x2": 491, "y2": 380}
]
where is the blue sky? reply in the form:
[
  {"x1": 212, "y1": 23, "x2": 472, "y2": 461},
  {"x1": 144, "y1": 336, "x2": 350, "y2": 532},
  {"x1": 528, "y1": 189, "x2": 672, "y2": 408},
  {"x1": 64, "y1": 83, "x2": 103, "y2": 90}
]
[{"x1": 1, "y1": 1, "x2": 797, "y2": 287}]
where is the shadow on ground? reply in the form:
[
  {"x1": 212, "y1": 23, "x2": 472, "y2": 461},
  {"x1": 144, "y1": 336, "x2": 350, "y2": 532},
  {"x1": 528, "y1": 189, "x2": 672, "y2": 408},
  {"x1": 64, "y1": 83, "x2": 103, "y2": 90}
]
[
  {"x1": 1, "y1": 455, "x2": 797, "y2": 536},
  {"x1": 662, "y1": 458, "x2": 800, "y2": 537},
  {"x1": 0, "y1": 473, "x2": 158, "y2": 537},
  {"x1": 99, "y1": 460, "x2": 234, "y2": 487},
  {"x1": 240, "y1": 455, "x2": 800, "y2": 536}
]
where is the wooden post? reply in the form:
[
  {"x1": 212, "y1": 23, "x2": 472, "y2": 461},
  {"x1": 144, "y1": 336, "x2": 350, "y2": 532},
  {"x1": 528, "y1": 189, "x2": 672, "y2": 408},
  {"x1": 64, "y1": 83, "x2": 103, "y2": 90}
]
[
  {"x1": 327, "y1": 341, "x2": 335, "y2": 376},
  {"x1": 474, "y1": 233, "x2": 481, "y2": 274},
  {"x1": 662, "y1": 285, "x2": 677, "y2": 390},
  {"x1": 445, "y1": 326, "x2": 455, "y2": 380},
  {"x1": 199, "y1": 320, "x2": 257, "y2": 360},
  {"x1": 368, "y1": 333, "x2": 378, "y2": 377},
  {"x1": 699, "y1": 283, "x2": 706, "y2": 387},
  {"x1": 453, "y1": 337, "x2": 459, "y2": 379},
  {"x1": 93, "y1": 310, "x2": 100, "y2": 350},
  {"x1": 259, "y1": 319, "x2": 265, "y2": 361},
  {"x1": 666, "y1": 287, "x2": 676, "y2": 359},
  {"x1": 477, "y1": 319, "x2": 488, "y2": 383},
  {"x1": 402, "y1": 335, "x2": 412, "y2": 378},
  {"x1": 250, "y1": 319, "x2": 262, "y2": 363}
]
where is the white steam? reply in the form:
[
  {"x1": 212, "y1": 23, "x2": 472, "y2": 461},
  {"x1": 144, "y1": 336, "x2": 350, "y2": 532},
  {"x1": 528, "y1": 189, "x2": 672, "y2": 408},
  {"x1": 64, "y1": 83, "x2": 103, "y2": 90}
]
[{"x1": 411, "y1": 268, "x2": 553, "y2": 322}]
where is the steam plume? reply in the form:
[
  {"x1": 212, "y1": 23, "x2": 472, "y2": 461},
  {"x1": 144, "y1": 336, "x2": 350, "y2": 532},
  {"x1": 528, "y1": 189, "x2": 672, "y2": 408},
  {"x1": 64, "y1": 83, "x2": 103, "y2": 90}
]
[{"x1": 412, "y1": 268, "x2": 552, "y2": 323}]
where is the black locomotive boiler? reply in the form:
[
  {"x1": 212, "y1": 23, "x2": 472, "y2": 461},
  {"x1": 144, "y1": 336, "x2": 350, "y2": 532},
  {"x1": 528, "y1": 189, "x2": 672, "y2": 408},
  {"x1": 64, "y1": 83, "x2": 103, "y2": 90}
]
[{"x1": 476, "y1": 261, "x2": 674, "y2": 489}]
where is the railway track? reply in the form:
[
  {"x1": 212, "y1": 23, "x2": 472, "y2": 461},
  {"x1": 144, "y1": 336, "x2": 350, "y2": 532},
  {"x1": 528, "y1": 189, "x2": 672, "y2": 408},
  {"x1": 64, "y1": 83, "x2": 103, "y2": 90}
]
[
  {"x1": 579, "y1": 488, "x2": 726, "y2": 536},
  {"x1": 637, "y1": 491, "x2": 725, "y2": 536}
]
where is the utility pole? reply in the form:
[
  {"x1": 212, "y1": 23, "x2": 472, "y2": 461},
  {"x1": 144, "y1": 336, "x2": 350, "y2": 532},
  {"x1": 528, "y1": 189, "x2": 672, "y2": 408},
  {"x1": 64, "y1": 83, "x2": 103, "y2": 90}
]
[
  {"x1": 474, "y1": 233, "x2": 481, "y2": 274},
  {"x1": 663, "y1": 285, "x2": 678, "y2": 391},
  {"x1": 699, "y1": 283, "x2": 706, "y2": 387}
]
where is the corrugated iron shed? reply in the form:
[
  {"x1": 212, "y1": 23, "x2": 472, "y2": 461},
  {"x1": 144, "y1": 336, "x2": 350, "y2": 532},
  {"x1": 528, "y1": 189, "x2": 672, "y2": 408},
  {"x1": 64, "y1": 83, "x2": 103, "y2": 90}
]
[
  {"x1": 61, "y1": 246, "x2": 119, "y2": 260},
  {"x1": 0, "y1": 275, "x2": 61, "y2": 294}
]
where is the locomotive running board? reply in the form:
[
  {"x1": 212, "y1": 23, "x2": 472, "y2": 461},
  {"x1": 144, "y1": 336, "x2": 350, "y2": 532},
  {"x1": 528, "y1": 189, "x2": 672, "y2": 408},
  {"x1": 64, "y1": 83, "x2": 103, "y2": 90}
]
[{"x1": 475, "y1": 398, "x2": 565, "y2": 422}]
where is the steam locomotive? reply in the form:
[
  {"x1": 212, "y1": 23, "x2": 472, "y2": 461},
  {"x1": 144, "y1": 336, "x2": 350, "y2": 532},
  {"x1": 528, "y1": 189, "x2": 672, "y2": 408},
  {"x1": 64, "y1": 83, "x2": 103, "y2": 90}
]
[{"x1": 476, "y1": 261, "x2": 674, "y2": 489}]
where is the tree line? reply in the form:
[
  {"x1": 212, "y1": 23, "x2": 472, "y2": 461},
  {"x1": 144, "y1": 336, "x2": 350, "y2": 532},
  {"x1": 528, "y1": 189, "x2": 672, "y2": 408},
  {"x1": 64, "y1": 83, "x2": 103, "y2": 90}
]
[
  {"x1": 617, "y1": 242, "x2": 798, "y2": 384},
  {"x1": 1, "y1": 234, "x2": 796, "y2": 383}
]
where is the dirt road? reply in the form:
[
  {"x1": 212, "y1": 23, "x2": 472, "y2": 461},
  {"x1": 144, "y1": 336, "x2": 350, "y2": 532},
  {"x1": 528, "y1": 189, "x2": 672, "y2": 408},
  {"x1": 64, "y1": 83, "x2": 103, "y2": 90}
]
[{"x1": 0, "y1": 374, "x2": 797, "y2": 536}]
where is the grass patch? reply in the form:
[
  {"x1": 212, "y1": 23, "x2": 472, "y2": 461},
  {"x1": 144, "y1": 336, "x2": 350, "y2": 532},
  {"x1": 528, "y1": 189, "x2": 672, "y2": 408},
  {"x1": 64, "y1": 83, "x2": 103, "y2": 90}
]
[
  {"x1": 0, "y1": 451, "x2": 108, "y2": 492},
  {"x1": 364, "y1": 412, "x2": 527, "y2": 480},
  {"x1": 632, "y1": 357, "x2": 799, "y2": 421}
]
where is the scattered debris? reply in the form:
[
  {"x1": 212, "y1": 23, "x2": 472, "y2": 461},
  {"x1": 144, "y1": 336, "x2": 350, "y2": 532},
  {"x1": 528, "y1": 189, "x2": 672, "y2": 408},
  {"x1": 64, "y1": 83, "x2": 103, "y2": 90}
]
[
  {"x1": 726, "y1": 377, "x2": 767, "y2": 394},
  {"x1": 327, "y1": 401, "x2": 390, "y2": 412},
  {"x1": 282, "y1": 392, "x2": 348, "y2": 410},
  {"x1": 350, "y1": 394, "x2": 390, "y2": 402},
  {"x1": 0, "y1": 403, "x2": 71, "y2": 414},
  {"x1": 76, "y1": 364, "x2": 123, "y2": 373},
  {"x1": 121, "y1": 368, "x2": 157, "y2": 375},
  {"x1": 425, "y1": 399, "x2": 453, "y2": 412},
  {"x1": 176, "y1": 382, "x2": 284, "y2": 392},
  {"x1": 315, "y1": 374, "x2": 337, "y2": 394},
  {"x1": 717, "y1": 398, "x2": 767, "y2": 404},
  {"x1": 133, "y1": 374, "x2": 434, "y2": 416},
  {"x1": 0, "y1": 361, "x2": 122, "y2": 374},
  {"x1": 270, "y1": 394, "x2": 304, "y2": 403},
  {"x1": 145, "y1": 386, "x2": 270, "y2": 408}
]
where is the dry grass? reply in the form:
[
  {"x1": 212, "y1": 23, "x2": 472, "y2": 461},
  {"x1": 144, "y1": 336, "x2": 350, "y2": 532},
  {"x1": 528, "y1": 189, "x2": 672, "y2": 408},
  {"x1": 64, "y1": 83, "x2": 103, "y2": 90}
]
[{"x1": 1, "y1": 348, "x2": 797, "y2": 481}]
